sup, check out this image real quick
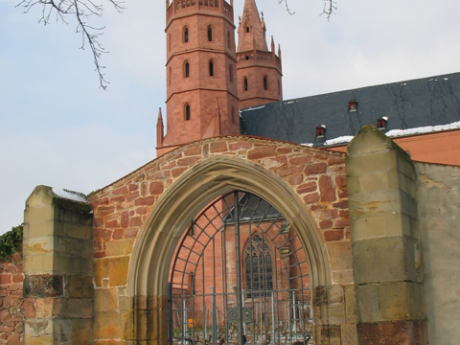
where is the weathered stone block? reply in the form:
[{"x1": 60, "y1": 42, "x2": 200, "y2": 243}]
[
  {"x1": 356, "y1": 284, "x2": 380, "y2": 323},
  {"x1": 23, "y1": 237, "x2": 53, "y2": 257},
  {"x1": 359, "y1": 171, "x2": 390, "y2": 192},
  {"x1": 24, "y1": 334, "x2": 54, "y2": 345},
  {"x1": 52, "y1": 319, "x2": 72, "y2": 343},
  {"x1": 52, "y1": 298, "x2": 92, "y2": 318},
  {"x1": 327, "y1": 285, "x2": 344, "y2": 304},
  {"x1": 119, "y1": 296, "x2": 134, "y2": 311},
  {"x1": 67, "y1": 275, "x2": 92, "y2": 298},
  {"x1": 346, "y1": 150, "x2": 397, "y2": 176},
  {"x1": 55, "y1": 207, "x2": 93, "y2": 226},
  {"x1": 24, "y1": 207, "x2": 55, "y2": 225},
  {"x1": 350, "y1": 216, "x2": 385, "y2": 241},
  {"x1": 357, "y1": 321, "x2": 412, "y2": 344},
  {"x1": 105, "y1": 239, "x2": 134, "y2": 257},
  {"x1": 94, "y1": 311, "x2": 121, "y2": 339},
  {"x1": 55, "y1": 236, "x2": 92, "y2": 258},
  {"x1": 332, "y1": 269, "x2": 354, "y2": 285},
  {"x1": 34, "y1": 298, "x2": 53, "y2": 319},
  {"x1": 94, "y1": 257, "x2": 130, "y2": 287},
  {"x1": 327, "y1": 303, "x2": 345, "y2": 325},
  {"x1": 352, "y1": 236, "x2": 417, "y2": 284},
  {"x1": 24, "y1": 319, "x2": 53, "y2": 337},
  {"x1": 62, "y1": 223, "x2": 92, "y2": 241},
  {"x1": 72, "y1": 319, "x2": 92, "y2": 345},
  {"x1": 344, "y1": 285, "x2": 358, "y2": 324},
  {"x1": 25, "y1": 221, "x2": 55, "y2": 239},
  {"x1": 341, "y1": 324, "x2": 358, "y2": 345},
  {"x1": 349, "y1": 189, "x2": 402, "y2": 218},
  {"x1": 24, "y1": 275, "x2": 63, "y2": 298},
  {"x1": 121, "y1": 310, "x2": 135, "y2": 340},
  {"x1": 94, "y1": 288, "x2": 118, "y2": 312},
  {"x1": 326, "y1": 241, "x2": 352, "y2": 271}
]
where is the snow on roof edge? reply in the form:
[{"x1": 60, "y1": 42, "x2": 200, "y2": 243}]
[
  {"x1": 52, "y1": 188, "x2": 89, "y2": 204},
  {"x1": 300, "y1": 120, "x2": 460, "y2": 148}
]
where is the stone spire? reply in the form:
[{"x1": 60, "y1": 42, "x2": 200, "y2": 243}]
[
  {"x1": 156, "y1": 108, "x2": 164, "y2": 147},
  {"x1": 237, "y1": 0, "x2": 268, "y2": 52}
]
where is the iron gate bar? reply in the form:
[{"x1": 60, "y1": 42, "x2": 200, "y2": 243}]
[{"x1": 169, "y1": 191, "x2": 313, "y2": 345}]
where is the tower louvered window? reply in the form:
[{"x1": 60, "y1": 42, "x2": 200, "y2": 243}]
[
  {"x1": 184, "y1": 27, "x2": 189, "y2": 43},
  {"x1": 185, "y1": 104, "x2": 191, "y2": 121},
  {"x1": 208, "y1": 26, "x2": 212, "y2": 41},
  {"x1": 185, "y1": 62, "x2": 189, "y2": 78},
  {"x1": 244, "y1": 77, "x2": 248, "y2": 91},
  {"x1": 209, "y1": 60, "x2": 214, "y2": 76},
  {"x1": 264, "y1": 76, "x2": 268, "y2": 90},
  {"x1": 245, "y1": 234, "x2": 273, "y2": 298}
]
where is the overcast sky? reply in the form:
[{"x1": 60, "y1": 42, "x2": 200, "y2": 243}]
[{"x1": 1, "y1": 0, "x2": 459, "y2": 234}]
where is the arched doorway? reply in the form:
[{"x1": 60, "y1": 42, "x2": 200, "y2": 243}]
[
  {"x1": 169, "y1": 191, "x2": 313, "y2": 345},
  {"x1": 128, "y1": 155, "x2": 337, "y2": 345}
]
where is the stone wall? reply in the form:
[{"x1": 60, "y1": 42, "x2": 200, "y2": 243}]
[
  {"x1": 22, "y1": 186, "x2": 93, "y2": 345},
  {"x1": 416, "y1": 162, "x2": 460, "y2": 345},
  {"x1": 346, "y1": 125, "x2": 428, "y2": 344},
  {"x1": 0, "y1": 251, "x2": 23, "y2": 345},
  {"x1": 88, "y1": 135, "x2": 353, "y2": 344}
]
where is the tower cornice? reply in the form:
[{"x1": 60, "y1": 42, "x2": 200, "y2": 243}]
[
  {"x1": 166, "y1": 48, "x2": 237, "y2": 65},
  {"x1": 166, "y1": 88, "x2": 238, "y2": 103},
  {"x1": 166, "y1": 0, "x2": 235, "y2": 29}
]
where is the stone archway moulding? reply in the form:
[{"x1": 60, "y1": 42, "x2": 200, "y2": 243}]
[{"x1": 128, "y1": 155, "x2": 331, "y2": 299}]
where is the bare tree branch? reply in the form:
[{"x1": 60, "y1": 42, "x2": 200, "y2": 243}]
[
  {"x1": 277, "y1": 0, "x2": 295, "y2": 15},
  {"x1": 277, "y1": 0, "x2": 337, "y2": 18},
  {"x1": 17, "y1": 0, "x2": 124, "y2": 89},
  {"x1": 320, "y1": 0, "x2": 337, "y2": 20}
]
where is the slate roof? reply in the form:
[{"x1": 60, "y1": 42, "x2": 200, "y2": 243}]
[{"x1": 239, "y1": 72, "x2": 460, "y2": 147}]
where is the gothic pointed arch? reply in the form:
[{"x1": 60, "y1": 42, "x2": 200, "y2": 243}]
[
  {"x1": 184, "y1": 26, "x2": 189, "y2": 43},
  {"x1": 184, "y1": 61, "x2": 190, "y2": 78}
]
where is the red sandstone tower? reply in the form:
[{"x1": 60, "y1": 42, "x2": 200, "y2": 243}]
[
  {"x1": 157, "y1": 0, "x2": 240, "y2": 156},
  {"x1": 236, "y1": 0, "x2": 283, "y2": 109}
]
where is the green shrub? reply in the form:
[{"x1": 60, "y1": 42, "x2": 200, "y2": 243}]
[{"x1": 0, "y1": 224, "x2": 23, "y2": 261}]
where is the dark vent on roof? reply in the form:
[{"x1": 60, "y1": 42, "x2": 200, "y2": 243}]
[{"x1": 349, "y1": 101, "x2": 357, "y2": 112}]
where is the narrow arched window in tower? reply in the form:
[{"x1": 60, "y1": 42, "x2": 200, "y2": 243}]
[
  {"x1": 185, "y1": 104, "x2": 191, "y2": 121},
  {"x1": 184, "y1": 61, "x2": 190, "y2": 78},
  {"x1": 208, "y1": 26, "x2": 212, "y2": 41},
  {"x1": 227, "y1": 31, "x2": 231, "y2": 48},
  {"x1": 244, "y1": 77, "x2": 248, "y2": 91},
  {"x1": 184, "y1": 27, "x2": 189, "y2": 43},
  {"x1": 209, "y1": 60, "x2": 214, "y2": 76},
  {"x1": 229, "y1": 65, "x2": 233, "y2": 82},
  {"x1": 246, "y1": 26, "x2": 250, "y2": 33},
  {"x1": 245, "y1": 233, "x2": 273, "y2": 298},
  {"x1": 264, "y1": 76, "x2": 268, "y2": 90}
]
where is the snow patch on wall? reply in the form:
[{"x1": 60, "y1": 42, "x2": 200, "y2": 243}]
[
  {"x1": 240, "y1": 105, "x2": 266, "y2": 114},
  {"x1": 52, "y1": 188, "x2": 89, "y2": 203}
]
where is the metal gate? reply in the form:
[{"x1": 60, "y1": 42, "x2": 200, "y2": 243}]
[{"x1": 169, "y1": 191, "x2": 313, "y2": 345}]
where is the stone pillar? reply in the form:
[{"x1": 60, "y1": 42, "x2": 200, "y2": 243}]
[
  {"x1": 22, "y1": 186, "x2": 93, "y2": 345},
  {"x1": 346, "y1": 126, "x2": 428, "y2": 344}
]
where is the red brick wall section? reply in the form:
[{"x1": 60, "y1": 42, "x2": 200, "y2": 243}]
[
  {"x1": 0, "y1": 251, "x2": 23, "y2": 345},
  {"x1": 89, "y1": 136, "x2": 348, "y2": 261}
]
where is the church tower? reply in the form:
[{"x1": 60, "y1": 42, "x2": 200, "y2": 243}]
[
  {"x1": 157, "y1": 0, "x2": 239, "y2": 156},
  {"x1": 236, "y1": 0, "x2": 283, "y2": 109}
]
